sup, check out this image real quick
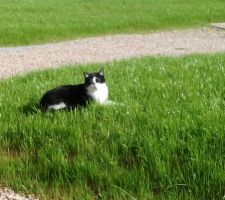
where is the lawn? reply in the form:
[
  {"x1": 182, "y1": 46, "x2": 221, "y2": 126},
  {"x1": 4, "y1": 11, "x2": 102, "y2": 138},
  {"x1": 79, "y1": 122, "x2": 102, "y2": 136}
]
[
  {"x1": 0, "y1": 0, "x2": 225, "y2": 46},
  {"x1": 0, "y1": 54, "x2": 225, "y2": 199}
]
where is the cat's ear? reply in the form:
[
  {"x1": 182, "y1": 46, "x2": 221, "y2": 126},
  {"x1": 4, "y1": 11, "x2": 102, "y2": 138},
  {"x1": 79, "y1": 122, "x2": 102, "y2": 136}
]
[
  {"x1": 99, "y1": 69, "x2": 104, "y2": 76},
  {"x1": 84, "y1": 72, "x2": 89, "y2": 78}
]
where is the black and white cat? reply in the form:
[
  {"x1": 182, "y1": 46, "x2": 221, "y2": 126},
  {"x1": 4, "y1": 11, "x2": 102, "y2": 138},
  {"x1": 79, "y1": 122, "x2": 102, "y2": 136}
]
[{"x1": 40, "y1": 69, "x2": 108, "y2": 111}]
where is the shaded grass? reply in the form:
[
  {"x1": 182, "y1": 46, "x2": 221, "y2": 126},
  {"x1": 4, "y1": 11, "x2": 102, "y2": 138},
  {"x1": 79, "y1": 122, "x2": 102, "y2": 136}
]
[
  {"x1": 1, "y1": 0, "x2": 225, "y2": 46},
  {"x1": 0, "y1": 54, "x2": 225, "y2": 199}
]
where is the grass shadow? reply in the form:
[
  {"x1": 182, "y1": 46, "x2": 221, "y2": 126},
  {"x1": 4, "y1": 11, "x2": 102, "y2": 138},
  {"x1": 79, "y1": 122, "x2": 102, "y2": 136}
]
[{"x1": 20, "y1": 101, "x2": 40, "y2": 116}]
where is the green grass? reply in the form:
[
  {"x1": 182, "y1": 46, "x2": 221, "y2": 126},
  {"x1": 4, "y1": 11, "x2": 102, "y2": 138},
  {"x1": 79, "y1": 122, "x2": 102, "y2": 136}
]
[
  {"x1": 1, "y1": 54, "x2": 225, "y2": 199},
  {"x1": 1, "y1": 0, "x2": 225, "y2": 46}
]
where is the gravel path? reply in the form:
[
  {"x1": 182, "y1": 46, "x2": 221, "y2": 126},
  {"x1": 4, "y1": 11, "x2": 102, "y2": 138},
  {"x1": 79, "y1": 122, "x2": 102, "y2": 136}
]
[
  {"x1": 0, "y1": 27, "x2": 225, "y2": 79},
  {"x1": 0, "y1": 187, "x2": 38, "y2": 200}
]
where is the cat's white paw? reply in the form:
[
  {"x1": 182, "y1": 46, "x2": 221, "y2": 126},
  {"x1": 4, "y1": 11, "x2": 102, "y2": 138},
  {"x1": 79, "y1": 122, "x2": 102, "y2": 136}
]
[{"x1": 103, "y1": 100, "x2": 123, "y2": 106}]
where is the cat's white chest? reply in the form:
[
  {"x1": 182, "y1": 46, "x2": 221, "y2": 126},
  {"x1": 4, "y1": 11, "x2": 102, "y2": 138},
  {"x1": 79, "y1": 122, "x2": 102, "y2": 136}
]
[{"x1": 87, "y1": 83, "x2": 108, "y2": 104}]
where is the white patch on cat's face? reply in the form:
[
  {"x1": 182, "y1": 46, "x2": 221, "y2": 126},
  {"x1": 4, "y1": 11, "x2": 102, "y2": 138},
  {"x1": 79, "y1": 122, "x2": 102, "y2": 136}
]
[
  {"x1": 92, "y1": 77, "x2": 97, "y2": 84},
  {"x1": 48, "y1": 102, "x2": 66, "y2": 110},
  {"x1": 88, "y1": 76, "x2": 99, "y2": 90},
  {"x1": 87, "y1": 82, "x2": 108, "y2": 104}
]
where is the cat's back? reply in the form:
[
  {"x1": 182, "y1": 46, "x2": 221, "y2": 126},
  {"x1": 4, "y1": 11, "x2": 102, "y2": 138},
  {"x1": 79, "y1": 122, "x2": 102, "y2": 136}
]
[
  {"x1": 40, "y1": 84, "x2": 87, "y2": 110},
  {"x1": 41, "y1": 84, "x2": 84, "y2": 98}
]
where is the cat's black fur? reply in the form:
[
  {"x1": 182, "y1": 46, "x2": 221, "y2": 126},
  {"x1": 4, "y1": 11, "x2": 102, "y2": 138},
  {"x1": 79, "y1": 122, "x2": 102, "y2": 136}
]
[{"x1": 40, "y1": 69, "x2": 107, "y2": 111}]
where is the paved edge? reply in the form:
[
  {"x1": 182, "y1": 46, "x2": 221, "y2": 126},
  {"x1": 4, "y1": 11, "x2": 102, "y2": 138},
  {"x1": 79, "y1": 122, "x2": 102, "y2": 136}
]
[{"x1": 211, "y1": 23, "x2": 225, "y2": 30}]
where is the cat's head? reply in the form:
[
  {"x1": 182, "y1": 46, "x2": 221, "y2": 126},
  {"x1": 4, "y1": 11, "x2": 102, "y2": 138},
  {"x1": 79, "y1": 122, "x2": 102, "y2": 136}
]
[{"x1": 83, "y1": 69, "x2": 106, "y2": 87}]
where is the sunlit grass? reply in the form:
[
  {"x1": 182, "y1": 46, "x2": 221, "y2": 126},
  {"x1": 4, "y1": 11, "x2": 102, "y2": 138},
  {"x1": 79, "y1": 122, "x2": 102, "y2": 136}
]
[
  {"x1": 1, "y1": 0, "x2": 225, "y2": 46},
  {"x1": 0, "y1": 54, "x2": 225, "y2": 199}
]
